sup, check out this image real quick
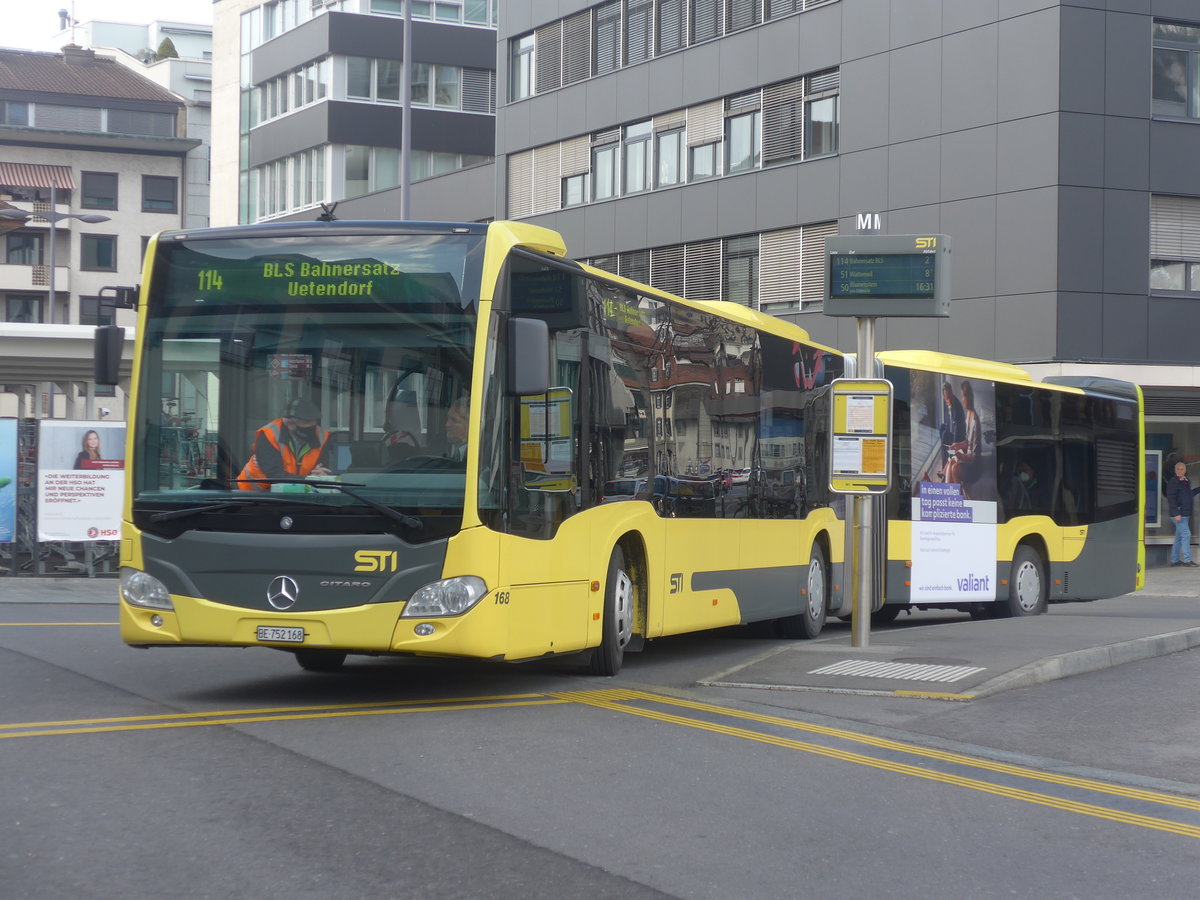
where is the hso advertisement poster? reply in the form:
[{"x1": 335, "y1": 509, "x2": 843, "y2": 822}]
[{"x1": 37, "y1": 421, "x2": 126, "y2": 542}]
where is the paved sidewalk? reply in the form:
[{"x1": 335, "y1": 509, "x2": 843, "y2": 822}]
[{"x1": 702, "y1": 565, "x2": 1200, "y2": 699}]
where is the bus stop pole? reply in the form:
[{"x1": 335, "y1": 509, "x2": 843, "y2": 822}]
[{"x1": 851, "y1": 316, "x2": 876, "y2": 648}]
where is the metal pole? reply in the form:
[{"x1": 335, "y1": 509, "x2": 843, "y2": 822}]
[
  {"x1": 851, "y1": 316, "x2": 876, "y2": 648},
  {"x1": 400, "y1": 0, "x2": 412, "y2": 220},
  {"x1": 47, "y1": 185, "x2": 57, "y2": 420}
]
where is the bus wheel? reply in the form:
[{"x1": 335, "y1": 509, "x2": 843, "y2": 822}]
[
  {"x1": 1005, "y1": 546, "x2": 1047, "y2": 617},
  {"x1": 294, "y1": 649, "x2": 348, "y2": 672},
  {"x1": 589, "y1": 545, "x2": 634, "y2": 676},
  {"x1": 780, "y1": 543, "x2": 828, "y2": 639}
]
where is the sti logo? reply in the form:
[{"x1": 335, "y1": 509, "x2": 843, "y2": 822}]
[
  {"x1": 354, "y1": 550, "x2": 399, "y2": 573},
  {"x1": 915, "y1": 237, "x2": 938, "y2": 249}
]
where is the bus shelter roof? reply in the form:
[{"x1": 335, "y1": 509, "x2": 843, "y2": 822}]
[{"x1": 0, "y1": 323, "x2": 134, "y2": 387}]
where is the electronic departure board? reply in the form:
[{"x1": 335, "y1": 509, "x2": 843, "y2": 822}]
[{"x1": 824, "y1": 235, "x2": 952, "y2": 317}]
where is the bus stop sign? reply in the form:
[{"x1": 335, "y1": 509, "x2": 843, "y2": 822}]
[{"x1": 828, "y1": 378, "x2": 893, "y2": 495}]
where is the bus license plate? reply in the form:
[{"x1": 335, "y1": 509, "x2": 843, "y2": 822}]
[{"x1": 257, "y1": 626, "x2": 305, "y2": 644}]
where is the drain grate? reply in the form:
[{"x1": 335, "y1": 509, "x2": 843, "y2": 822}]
[{"x1": 808, "y1": 659, "x2": 986, "y2": 683}]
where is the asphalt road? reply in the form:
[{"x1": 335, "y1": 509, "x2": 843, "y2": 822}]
[{"x1": 2, "y1": 582, "x2": 1200, "y2": 899}]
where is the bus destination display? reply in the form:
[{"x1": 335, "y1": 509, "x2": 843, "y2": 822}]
[{"x1": 829, "y1": 252, "x2": 935, "y2": 299}]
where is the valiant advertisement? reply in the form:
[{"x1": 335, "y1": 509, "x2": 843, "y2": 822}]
[
  {"x1": 37, "y1": 421, "x2": 126, "y2": 542},
  {"x1": 909, "y1": 373, "x2": 998, "y2": 603}
]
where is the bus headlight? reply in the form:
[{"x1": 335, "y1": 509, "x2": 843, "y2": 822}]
[
  {"x1": 120, "y1": 568, "x2": 174, "y2": 611},
  {"x1": 402, "y1": 576, "x2": 487, "y2": 617}
]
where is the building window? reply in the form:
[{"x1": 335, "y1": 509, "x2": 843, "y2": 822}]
[
  {"x1": 82, "y1": 172, "x2": 118, "y2": 209},
  {"x1": 344, "y1": 145, "x2": 370, "y2": 198},
  {"x1": 726, "y1": 110, "x2": 760, "y2": 173},
  {"x1": 6, "y1": 232, "x2": 43, "y2": 265},
  {"x1": 81, "y1": 234, "x2": 117, "y2": 271},
  {"x1": 1151, "y1": 259, "x2": 1200, "y2": 294},
  {"x1": 624, "y1": 121, "x2": 652, "y2": 193},
  {"x1": 656, "y1": 129, "x2": 684, "y2": 186},
  {"x1": 142, "y1": 176, "x2": 178, "y2": 213},
  {"x1": 625, "y1": 0, "x2": 653, "y2": 65},
  {"x1": 593, "y1": 142, "x2": 618, "y2": 200},
  {"x1": 347, "y1": 57, "x2": 373, "y2": 99},
  {"x1": 377, "y1": 58, "x2": 402, "y2": 102},
  {"x1": 690, "y1": 142, "x2": 720, "y2": 180},
  {"x1": 511, "y1": 33, "x2": 535, "y2": 100},
  {"x1": 0, "y1": 100, "x2": 29, "y2": 125},
  {"x1": 657, "y1": 0, "x2": 685, "y2": 54},
  {"x1": 726, "y1": 0, "x2": 760, "y2": 32},
  {"x1": 595, "y1": 1, "x2": 622, "y2": 76},
  {"x1": 691, "y1": 0, "x2": 721, "y2": 43},
  {"x1": 1153, "y1": 20, "x2": 1200, "y2": 119},
  {"x1": 805, "y1": 95, "x2": 839, "y2": 157},
  {"x1": 563, "y1": 173, "x2": 589, "y2": 207},
  {"x1": 6, "y1": 294, "x2": 42, "y2": 323},
  {"x1": 724, "y1": 235, "x2": 759, "y2": 306}
]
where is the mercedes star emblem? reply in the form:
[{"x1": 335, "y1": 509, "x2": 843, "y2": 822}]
[
  {"x1": 267, "y1": 575, "x2": 299, "y2": 610},
  {"x1": 280, "y1": 516, "x2": 294, "y2": 530}
]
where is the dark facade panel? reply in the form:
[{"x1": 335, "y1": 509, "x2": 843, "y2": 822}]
[
  {"x1": 298, "y1": 102, "x2": 495, "y2": 156},
  {"x1": 248, "y1": 104, "x2": 330, "y2": 168},
  {"x1": 251, "y1": 14, "x2": 332, "y2": 84},
  {"x1": 252, "y1": 13, "x2": 495, "y2": 85},
  {"x1": 327, "y1": 14, "x2": 495, "y2": 68},
  {"x1": 1148, "y1": 121, "x2": 1200, "y2": 196}
]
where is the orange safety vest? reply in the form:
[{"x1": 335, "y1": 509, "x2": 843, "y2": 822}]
[{"x1": 237, "y1": 418, "x2": 330, "y2": 491}]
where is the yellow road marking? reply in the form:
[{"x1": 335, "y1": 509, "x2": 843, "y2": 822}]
[
  {"x1": 624, "y1": 690, "x2": 1200, "y2": 813},
  {"x1": 553, "y1": 689, "x2": 1200, "y2": 838},
  {"x1": 0, "y1": 695, "x2": 564, "y2": 739}
]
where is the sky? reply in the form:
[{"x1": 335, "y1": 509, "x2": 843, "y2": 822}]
[{"x1": 3, "y1": 0, "x2": 215, "y2": 52}]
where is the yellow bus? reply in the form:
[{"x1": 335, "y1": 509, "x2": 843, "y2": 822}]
[{"x1": 112, "y1": 220, "x2": 1143, "y2": 674}]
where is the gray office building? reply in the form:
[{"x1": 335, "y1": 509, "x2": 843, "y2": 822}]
[
  {"x1": 494, "y1": 0, "x2": 1200, "y2": 549},
  {"x1": 210, "y1": 0, "x2": 497, "y2": 227}
]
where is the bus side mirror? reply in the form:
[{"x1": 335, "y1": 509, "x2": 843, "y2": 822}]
[
  {"x1": 507, "y1": 317, "x2": 550, "y2": 396},
  {"x1": 94, "y1": 325, "x2": 125, "y2": 386}
]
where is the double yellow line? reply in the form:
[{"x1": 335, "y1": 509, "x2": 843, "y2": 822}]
[
  {"x1": 557, "y1": 689, "x2": 1200, "y2": 839},
  {"x1": 3, "y1": 684, "x2": 1197, "y2": 839}
]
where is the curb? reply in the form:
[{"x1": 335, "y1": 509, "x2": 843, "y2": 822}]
[{"x1": 963, "y1": 626, "x2": 1200, "y2": 699}]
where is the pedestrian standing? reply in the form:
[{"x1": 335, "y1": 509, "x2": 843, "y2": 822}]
[{"x1": 1165, "y1": 460, "x2": 1200, "y2": 566}]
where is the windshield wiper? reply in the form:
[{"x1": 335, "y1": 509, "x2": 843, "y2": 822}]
[
  {"x1": 291, "y1": 479, "x2": 423, "y2": 531},
  {"x1": 148, "y1": 495, "x2": 330, "y2": 522}
]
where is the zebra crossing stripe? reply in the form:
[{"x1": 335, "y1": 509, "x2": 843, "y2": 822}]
[{"x1": 808, "y1": 659, "x2": 986, "y2": 683}]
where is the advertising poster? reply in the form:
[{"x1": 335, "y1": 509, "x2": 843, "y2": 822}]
[
  {"x1": 37, "y1": 421, "x2": 126, "y2": 542},
  {"x1": 0, "y1": 419, "x2": 15, "y2": 543},
  {"x1": 909, "y1": 373, "x2": 998, "y2": 603}
]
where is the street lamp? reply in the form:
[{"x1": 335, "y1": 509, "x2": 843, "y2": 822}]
[{"x1": 0, "y1": 205, "x2": 111, "y2": 324}]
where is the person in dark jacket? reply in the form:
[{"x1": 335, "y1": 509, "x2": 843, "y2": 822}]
[{"x1": 1165, "y1": 460, "x2": 1200, "y2": 566}]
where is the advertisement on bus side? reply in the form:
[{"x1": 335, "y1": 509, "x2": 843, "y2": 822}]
[{"x1": 909, "y1": 373, "x2": 998, "y2": 602}]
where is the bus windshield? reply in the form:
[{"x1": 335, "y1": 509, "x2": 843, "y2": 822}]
[{"x1": 131, "y1": 228, "x2": 485, "y2": 541}]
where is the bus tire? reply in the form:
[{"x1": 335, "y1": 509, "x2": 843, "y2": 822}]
[
  {"x1": 294, "y1": 649, "x2": 348, "y2": 672},
  {"x1": 1004, "y1": 545, "x2": 1047, "y2": 617},
  {"x1": 780, "y1": 543, "x2": 828, "y2": 639},
  {"x1": 589, "y1": 545, "x2": 634, "y2": 676}
]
